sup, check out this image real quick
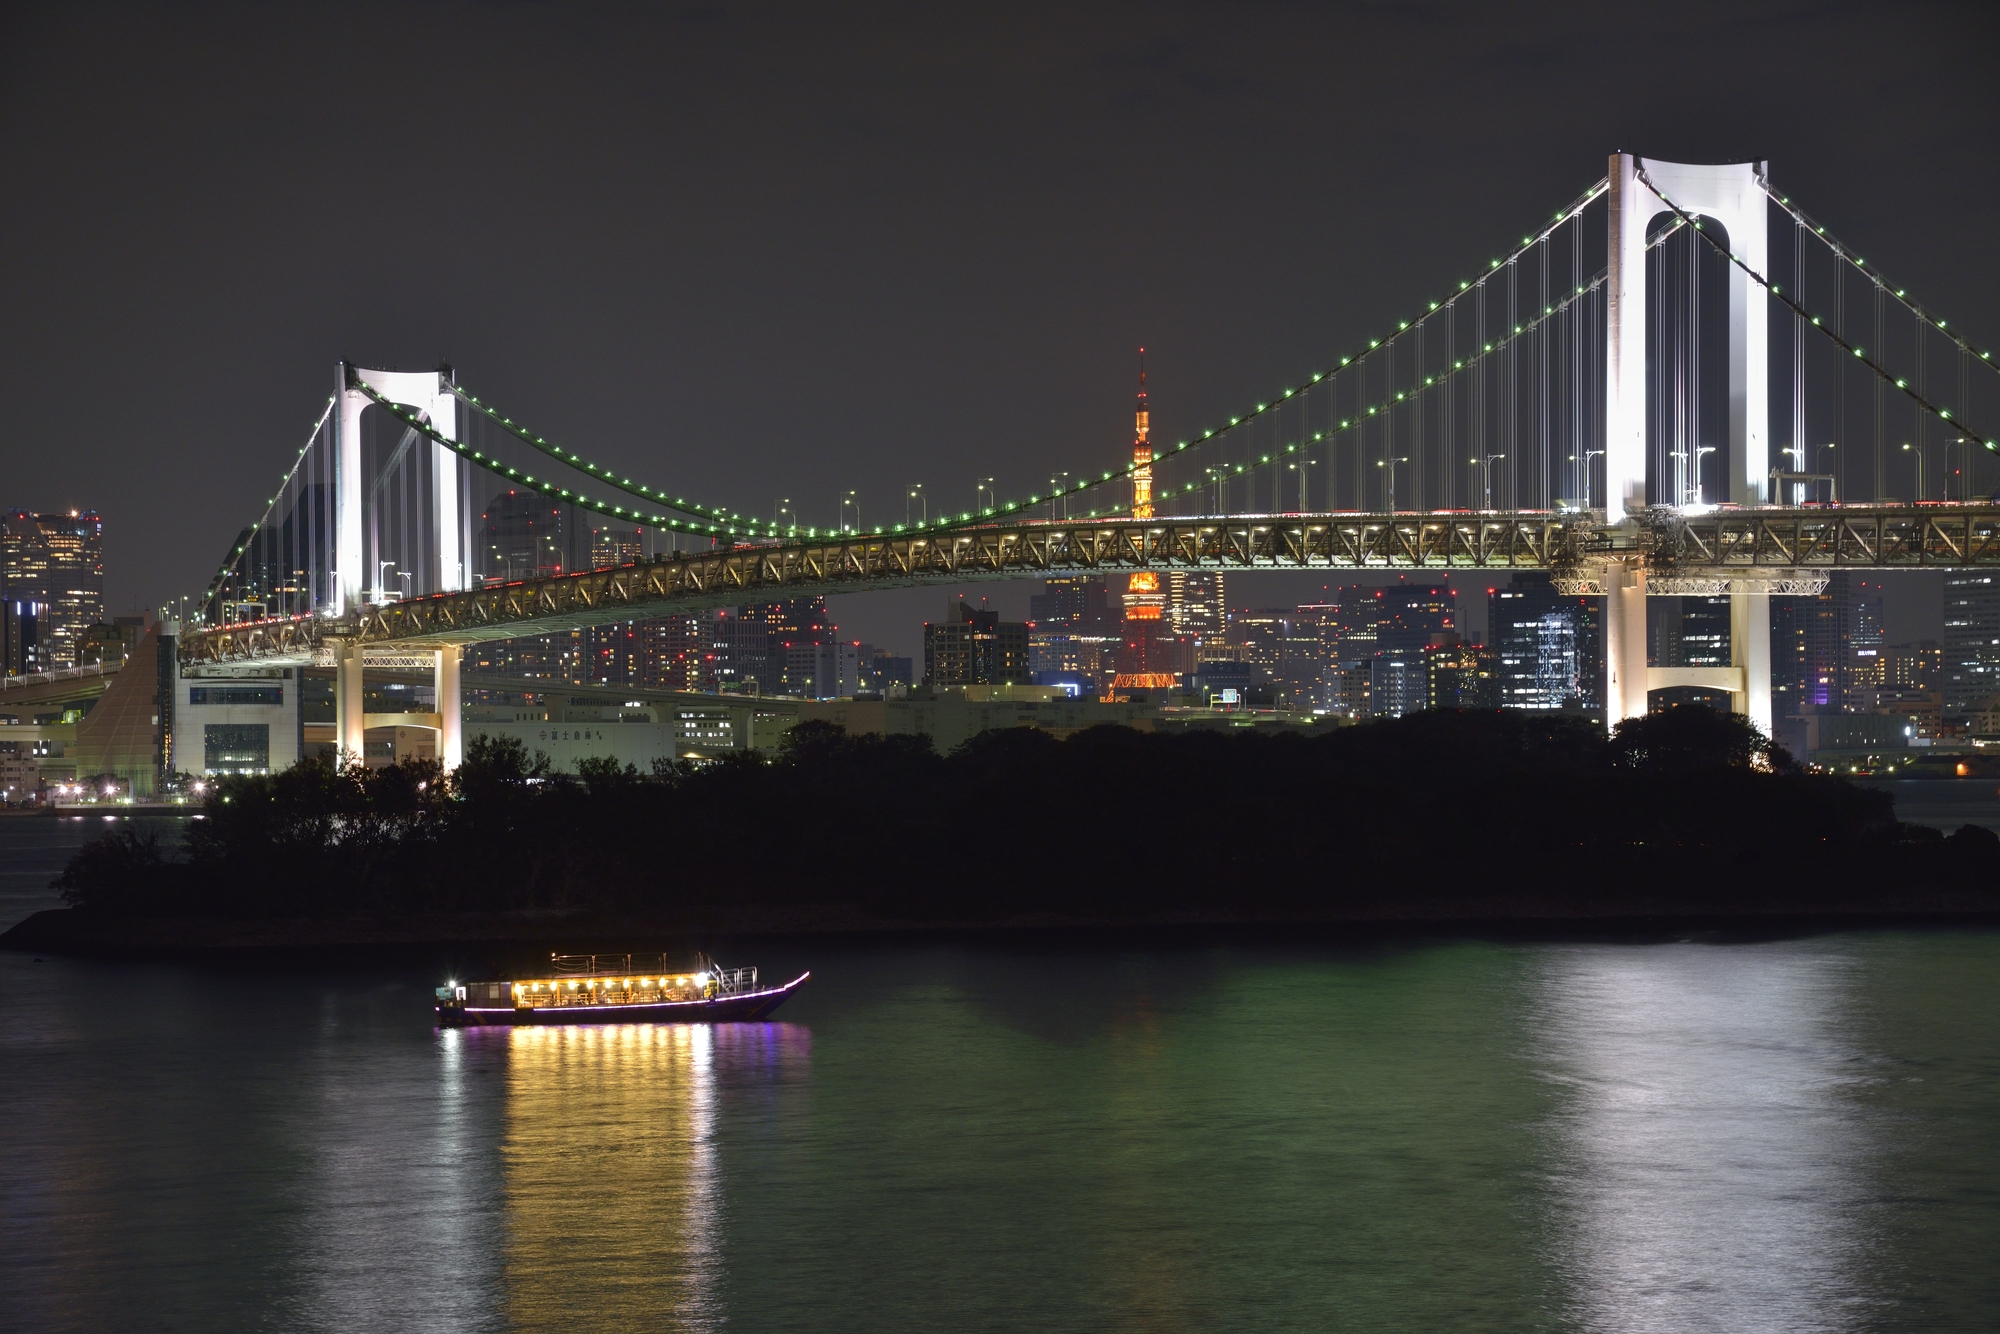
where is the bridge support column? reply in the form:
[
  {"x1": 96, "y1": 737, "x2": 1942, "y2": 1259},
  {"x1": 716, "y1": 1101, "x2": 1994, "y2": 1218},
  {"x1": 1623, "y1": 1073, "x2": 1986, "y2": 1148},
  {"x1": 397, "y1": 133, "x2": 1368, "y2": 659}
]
[
  {"x1": 434, "y1": 645, "x2": 464, "y2": 771},
  {"x1": 1731, "y1": 591, "x2": 1772, "y2": 740},
  {"x1": 1604, "y1": 559, "x2": 1650, "y2": 731},
  {"x1": 333, "y1": 638, "x2": 366, "y2": 767}
]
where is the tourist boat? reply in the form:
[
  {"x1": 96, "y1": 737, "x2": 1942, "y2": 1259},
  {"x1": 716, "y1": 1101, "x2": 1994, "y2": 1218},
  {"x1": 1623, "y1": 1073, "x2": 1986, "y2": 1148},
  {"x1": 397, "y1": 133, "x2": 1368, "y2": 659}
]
[{"x1": 436, "y1": 952, "x2": 808, "y2": 1027}]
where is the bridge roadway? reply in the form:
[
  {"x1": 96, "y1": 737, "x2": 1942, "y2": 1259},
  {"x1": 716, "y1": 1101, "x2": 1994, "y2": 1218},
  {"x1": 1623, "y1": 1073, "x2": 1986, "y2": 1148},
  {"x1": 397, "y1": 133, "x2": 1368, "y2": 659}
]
[{"x1": 178, "y1": 504, "x2": 2000, "y2": 666}]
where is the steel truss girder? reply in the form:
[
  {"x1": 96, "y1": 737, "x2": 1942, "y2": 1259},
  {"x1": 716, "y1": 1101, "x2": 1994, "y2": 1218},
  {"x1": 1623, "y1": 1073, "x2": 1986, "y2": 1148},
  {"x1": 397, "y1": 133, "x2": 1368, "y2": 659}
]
[
  {"x1": 178, "y1": 504, "x2": 2000, "y2": 667},
  {"x1": 1644, "y1": 506, "x2": 2000, "y2": 572},
  {"x1": 177, "y1": 513, "x2": 1567, "y2": 664}
]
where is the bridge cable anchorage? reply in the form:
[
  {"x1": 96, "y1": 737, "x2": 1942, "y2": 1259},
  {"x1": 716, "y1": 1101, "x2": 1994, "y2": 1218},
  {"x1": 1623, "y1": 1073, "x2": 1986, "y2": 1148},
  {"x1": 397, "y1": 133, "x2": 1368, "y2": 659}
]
[
  {"x1": 445, "y1": 384, "x2": 788, "y2": 539},
  {"x1": 1762, "y1": 180, "x2": 2000, "y2": 375},
  {"x1": 349, "y1": 379, "x2": 760, "y2": 543},
  {"x1": 927, "y1": 176, "x2": 1612, "y2": 533},
  {"x1": 1638, "y1": 170, "x2": 2000, "y2": 458}
]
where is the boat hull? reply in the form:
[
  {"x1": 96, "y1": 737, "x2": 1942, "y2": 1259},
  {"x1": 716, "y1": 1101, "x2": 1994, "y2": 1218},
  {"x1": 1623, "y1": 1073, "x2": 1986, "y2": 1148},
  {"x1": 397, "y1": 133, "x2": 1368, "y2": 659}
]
[{"x1": 438, "y1": 972, "x2": 808, "y2": 1027}]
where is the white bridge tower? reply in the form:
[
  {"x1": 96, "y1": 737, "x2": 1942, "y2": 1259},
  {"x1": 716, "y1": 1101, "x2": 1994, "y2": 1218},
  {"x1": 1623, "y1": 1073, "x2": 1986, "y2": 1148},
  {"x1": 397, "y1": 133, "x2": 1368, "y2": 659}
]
[{"x1": 1602, "y1": 153, "x2": 1774, "y2": 738}]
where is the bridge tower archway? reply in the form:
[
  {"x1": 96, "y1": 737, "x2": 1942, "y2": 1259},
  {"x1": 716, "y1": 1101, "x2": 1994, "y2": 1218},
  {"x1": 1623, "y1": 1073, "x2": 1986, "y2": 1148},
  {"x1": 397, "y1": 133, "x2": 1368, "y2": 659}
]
[
  {"x1": 1603, "y1": 154, "x2": 1774, "y2": 737},
  {"x1": 332, "y1": 362, "x2": 464, "y2": 618}
]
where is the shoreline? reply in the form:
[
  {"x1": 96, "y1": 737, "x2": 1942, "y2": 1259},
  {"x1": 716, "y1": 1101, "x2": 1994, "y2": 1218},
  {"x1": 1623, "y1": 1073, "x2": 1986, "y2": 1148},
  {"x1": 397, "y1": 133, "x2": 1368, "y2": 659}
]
[{"x1": 7, "y1": 902, "x2": 1998, "y2": 966}]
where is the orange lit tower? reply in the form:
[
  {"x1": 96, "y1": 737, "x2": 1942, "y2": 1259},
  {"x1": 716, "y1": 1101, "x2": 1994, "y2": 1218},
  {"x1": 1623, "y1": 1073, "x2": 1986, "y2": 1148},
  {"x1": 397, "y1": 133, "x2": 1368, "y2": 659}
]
[{"x1": 1115, "y1": 350, "x2": 1175, "y2": 689}]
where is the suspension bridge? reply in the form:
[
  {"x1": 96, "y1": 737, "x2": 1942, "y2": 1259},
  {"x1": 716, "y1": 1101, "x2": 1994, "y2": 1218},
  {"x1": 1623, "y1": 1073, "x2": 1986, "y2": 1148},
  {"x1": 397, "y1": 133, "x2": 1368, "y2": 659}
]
[{"x1": 176, "y1": 154, "x2": 2000, "y2": 766}]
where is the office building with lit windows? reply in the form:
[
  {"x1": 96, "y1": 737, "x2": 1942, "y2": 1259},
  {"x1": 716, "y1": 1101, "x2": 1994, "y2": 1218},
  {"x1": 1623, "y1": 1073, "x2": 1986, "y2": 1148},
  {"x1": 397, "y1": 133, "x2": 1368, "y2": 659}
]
[
  {"x1": 1943, "y1": 571, "x2": 2000, "y2": 723},
  {"x1": 1, "y1": 509, "x2": 103, "y2": 670}
]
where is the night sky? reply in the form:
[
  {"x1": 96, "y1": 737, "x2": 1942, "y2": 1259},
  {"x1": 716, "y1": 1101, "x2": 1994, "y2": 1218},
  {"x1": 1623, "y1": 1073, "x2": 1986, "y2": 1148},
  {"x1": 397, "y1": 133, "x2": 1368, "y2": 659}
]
[{"x1": 4, "y1": 2, "x2": 1996, "y2": 656}]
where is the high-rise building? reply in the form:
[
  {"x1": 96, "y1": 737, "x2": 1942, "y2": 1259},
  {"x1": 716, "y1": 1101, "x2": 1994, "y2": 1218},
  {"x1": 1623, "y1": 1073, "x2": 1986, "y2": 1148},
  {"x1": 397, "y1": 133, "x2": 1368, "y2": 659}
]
[
  {"x1": 588, "y1": 525, "x2": 644, "y2": 570},
  {"x1": 857, "y1": 645, "x2": 913, "y2": 694},
  {"x1": 1425, "y1": 641, "x2": 1499, "y2": 709},
  {"x1": 1029, "y1": 576, "x2": 1113, "y2": 631},
  {"x1": 2, "y1": 598, "x2": 49, "y2": 676},
  {"x1": 704, "y1": 607, "x2": 769, "y2": 692},
  {"x1": 636, "y1": 614, "x2": 704, "y2": 691},
  {"x1": 1772, "y1": 573, "x2": 1851, "y2": 712},
  {"x1": 1369, "y1": 651, "x2": 1426, "y2": 719},
  {"x1": 1884, "y1": 640, "x2": 1943, "y2": 691},
  {"x1": 1846, "y1": 579, "x2": 1887, "y2": 707},
  {"x1": 1943, "y1": 572, "x2": 2000, "y2": 722},
  {"x1": 1228, "y1": 609, "x2": 1293, "y2": 672},
  {"x1": 924, "y1": 602, "x2": 1029, "y2": 686},
  {"x1": 1488, "y1": 574, "x2": 1602, "y2": 711},
  {"x1": 1680, "y1": 596, "x2": 1731, "y2": 667},
  {"x1": 758, "y1": 597, "x2": 838, "y2": 695},
  {"x1": 1374, "y1": 583, "x2": 1456, "y2": 654},
  {"x1": 481, "y1": 491, "x2": 566, "y2": 583},
  {"x1": 1, "y1": 510, "x2": 103, "y2": 670},
  {"x1": 1168, "y1": 572, "x2": 1226, "y2": 636}
]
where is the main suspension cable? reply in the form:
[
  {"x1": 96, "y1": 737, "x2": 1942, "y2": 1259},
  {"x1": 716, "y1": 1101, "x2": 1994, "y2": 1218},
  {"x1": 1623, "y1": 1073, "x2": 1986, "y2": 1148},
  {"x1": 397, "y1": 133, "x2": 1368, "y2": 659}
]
[
  {"x1": 1644, "y1": 170, "x2": 2000, "y2": 456},
  {"x1": 1764, "y1": 181, "x2": 2000, "y2": 374}
]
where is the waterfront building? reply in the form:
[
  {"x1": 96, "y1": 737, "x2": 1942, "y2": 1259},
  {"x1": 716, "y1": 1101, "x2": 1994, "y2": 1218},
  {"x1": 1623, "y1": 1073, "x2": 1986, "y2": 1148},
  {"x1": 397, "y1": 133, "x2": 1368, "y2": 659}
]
[
  {"x1": 1, "y1": 509, "x2": 104, "y2": 670},
  {"x1": 1860, "y1": 685, "x2": 1945, "y2": 739},
  {"x1": 1942, "y1": 572, "x2": 2000, "y2": 724}
]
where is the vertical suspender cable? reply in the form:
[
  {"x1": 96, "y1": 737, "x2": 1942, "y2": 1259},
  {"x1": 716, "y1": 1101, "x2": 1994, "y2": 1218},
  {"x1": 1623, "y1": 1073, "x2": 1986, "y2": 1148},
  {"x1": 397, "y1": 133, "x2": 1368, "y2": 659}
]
[
  {"x1": 1793, "y1": 217, "x2": 1807, "y2": 501},
  {"x1": 1448, "y1": 302, "x2": 1464, "y2": 512},
  {"x1": 1874, "y1": 283, "x2": 1886, "y2": 501},
  {"x1": 1539, "y1": 236, "x2": 1550, "y2": 510},
  {"x1": 1474, "y1": 279, "x2": 1486, "y2": 508},
  {"x1": 1571, "y1": 214, "x2": 1584, "y2": 504},
  {"x1": 1915, "y1": 304, "x2": 1927, "y2": 497},
  {"x1": 1507, "y1": 257, "x2": 1518, "y2": 509}
]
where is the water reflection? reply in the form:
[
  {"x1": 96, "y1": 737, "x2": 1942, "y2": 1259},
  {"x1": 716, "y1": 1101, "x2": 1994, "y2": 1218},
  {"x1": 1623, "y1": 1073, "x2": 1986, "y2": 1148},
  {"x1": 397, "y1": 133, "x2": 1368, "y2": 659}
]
[
  {"x1": 292, "y1": 998, "x2": 506, "y2": 1331},
  {"x1": 500, "y1": 1022, "x2": 808, "y2": 1331},
  {"x1": 1534, "y1": 943, "x2": 1880, "y2": 1333}
]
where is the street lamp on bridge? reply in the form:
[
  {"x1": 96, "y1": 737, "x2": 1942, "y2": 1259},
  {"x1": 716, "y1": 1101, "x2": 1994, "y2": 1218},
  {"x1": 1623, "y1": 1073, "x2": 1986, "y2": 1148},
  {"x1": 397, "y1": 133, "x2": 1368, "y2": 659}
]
[
  {"x1": 1903, "y1": 441, "x2": 1933, "y2": 502},
  {"x1": 1378, "y1": 455, "x2": 1409, "y2": 513},
  {"x1": 1472, "y1": 453, "x2": 1505, "y2": 511},
  {"x1": 906, "y1": 484, "x2": 925, "y2": 527}
]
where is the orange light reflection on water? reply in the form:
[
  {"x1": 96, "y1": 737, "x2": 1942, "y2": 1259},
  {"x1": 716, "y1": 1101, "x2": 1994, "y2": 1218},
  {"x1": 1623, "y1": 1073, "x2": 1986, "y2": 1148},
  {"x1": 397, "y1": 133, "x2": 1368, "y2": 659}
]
[{"x1": 501, "y1": 1023, "x2": 725, "y2": 1329}]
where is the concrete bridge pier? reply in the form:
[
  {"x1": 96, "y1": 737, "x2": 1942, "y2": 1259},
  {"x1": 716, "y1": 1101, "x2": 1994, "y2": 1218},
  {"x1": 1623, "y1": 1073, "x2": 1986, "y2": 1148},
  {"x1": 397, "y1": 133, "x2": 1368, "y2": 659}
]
[
  {"x1": 332, "y1": 638, "x2": 365, "y2": 766},
  {"x1": 1605, "y1": 558, "x2": 1650, "y2": 729},
  {"x1": 1731, "y1": 591, "x2": 1772, "y2": 741},
  {"x1": 434, "y1": 645, "x2": 463, "y2": 771}
]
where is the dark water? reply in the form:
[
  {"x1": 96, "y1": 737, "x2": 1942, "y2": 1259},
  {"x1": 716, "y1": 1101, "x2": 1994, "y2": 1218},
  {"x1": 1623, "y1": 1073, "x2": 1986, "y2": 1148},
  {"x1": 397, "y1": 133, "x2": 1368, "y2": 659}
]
[
  {"x1": 1856, "y1": 778, "x2": 2000, "y2": 832},
  {"x1": 2, "y1": 825, "x2": 1997, "y2": 1331}
]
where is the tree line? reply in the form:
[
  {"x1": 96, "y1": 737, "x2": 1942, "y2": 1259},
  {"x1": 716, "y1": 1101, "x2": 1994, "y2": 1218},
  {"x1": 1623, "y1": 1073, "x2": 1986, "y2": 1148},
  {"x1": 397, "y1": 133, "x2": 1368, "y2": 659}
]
[{"x1": 55, "y1": 707, "x2": 2000, "y2": 924}]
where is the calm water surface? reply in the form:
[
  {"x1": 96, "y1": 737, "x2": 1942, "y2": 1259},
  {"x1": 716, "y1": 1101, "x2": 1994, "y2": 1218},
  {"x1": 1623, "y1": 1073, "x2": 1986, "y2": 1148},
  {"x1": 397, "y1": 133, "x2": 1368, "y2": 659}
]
[{"x1": 1, "y1": 820, "x2": 1996, "y2": 1331}]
